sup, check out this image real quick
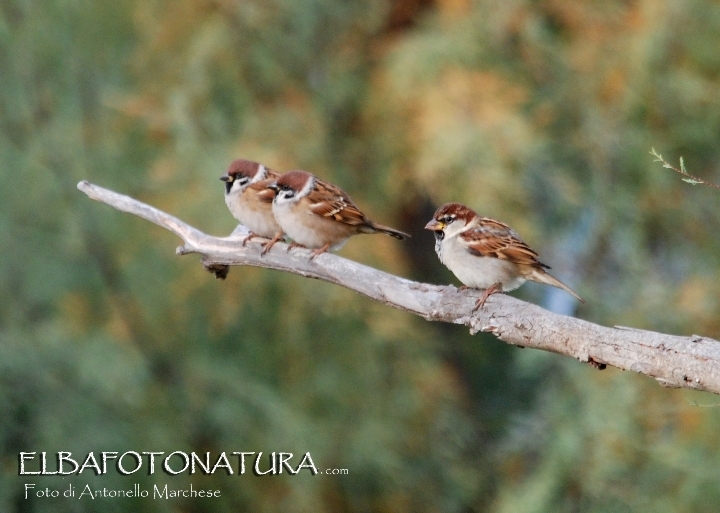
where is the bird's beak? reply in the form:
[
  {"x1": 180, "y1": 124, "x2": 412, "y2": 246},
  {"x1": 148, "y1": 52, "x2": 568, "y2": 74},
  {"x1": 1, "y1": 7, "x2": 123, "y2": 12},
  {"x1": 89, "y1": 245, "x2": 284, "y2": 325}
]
[
  {"x1": 220, "y1": 175, "x2": 231, "y2": 182},
  {"x1": 267, "y1": 182, "x2": 279, "y2": 191},
  {"x1": 424, "y1": 219, "x2": 443, "y2": 231}
]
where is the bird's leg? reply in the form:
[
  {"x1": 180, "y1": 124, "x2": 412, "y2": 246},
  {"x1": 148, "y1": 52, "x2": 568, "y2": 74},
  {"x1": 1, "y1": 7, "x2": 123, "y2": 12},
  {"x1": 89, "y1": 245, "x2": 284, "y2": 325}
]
[
  {"x1": 286, "y1": 242, "x2": 306, "y2": 252},
  {"x1": 260, "y1": 232, "x2": 283, "y2": 256},
  {"x1": 242, "y1": 231, "x2": 260, "y2": 247},
  {"x1": 309, "y1": 243, "x2": 331, "y2": 260},
  {"x1": 472, "y1": 282, "x2": 503, "y2": 312}
]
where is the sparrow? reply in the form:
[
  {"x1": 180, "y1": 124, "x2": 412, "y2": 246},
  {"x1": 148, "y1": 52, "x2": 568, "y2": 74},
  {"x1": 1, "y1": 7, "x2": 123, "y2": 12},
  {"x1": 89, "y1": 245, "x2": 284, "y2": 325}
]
[
  {"x1": 268, "y1": 170, "x2": 410, "y2": 259},
  {"x1": 425, "y1": 203, "x2": 584, "y2": 310},
  {"x1": 220, "y1": 159, "x2": 284, "y2": 255}
]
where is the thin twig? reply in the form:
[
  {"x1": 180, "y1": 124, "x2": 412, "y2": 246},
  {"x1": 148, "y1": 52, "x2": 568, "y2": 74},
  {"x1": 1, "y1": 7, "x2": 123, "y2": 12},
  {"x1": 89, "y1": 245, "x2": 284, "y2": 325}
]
[
  {"x1": 650, "y1": 148, "x2": 720, "y2": 190},
  {"x1": 688, "y1": 400, "x2": 720, "y2": 408}
]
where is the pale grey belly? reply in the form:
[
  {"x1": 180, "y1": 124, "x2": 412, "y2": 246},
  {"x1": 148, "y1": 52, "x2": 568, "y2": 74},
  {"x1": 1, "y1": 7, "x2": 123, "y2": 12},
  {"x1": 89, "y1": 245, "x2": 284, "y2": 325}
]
[
  {"x1": 227, "y1": 194, "x2": 280, "y2": 238},
  {"x1": 239, "y1": 208, "x2": 279, "y2": 238},
  {"x1": 273, "y1": 203, "x2": 350, "y2": 249},
  {"x1": 439, "y1": 242, "x2": 526, "y2": 291}
]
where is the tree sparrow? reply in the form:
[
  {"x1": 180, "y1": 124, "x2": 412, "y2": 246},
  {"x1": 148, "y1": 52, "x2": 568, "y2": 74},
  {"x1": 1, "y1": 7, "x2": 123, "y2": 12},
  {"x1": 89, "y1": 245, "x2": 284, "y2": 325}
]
[
  {"x1": 220, "y1": 159, "x2": 284, "y2": 255},
  {"x1": 268, "y1": 170, "x2": 410, "y2": 259},
  {"x1": 425, "y1": 203, "x2": 584, "y2": 310}
]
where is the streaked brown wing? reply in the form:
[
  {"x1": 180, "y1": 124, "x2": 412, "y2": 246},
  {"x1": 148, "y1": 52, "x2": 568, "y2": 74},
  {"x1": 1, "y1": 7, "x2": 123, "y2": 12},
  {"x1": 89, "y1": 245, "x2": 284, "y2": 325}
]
[
  {"x1": 460, "y1": 218, "x2": 550, "y2": 269},
  {"x1": 307, "y1": 180, "x2": 369, "y2": 226}
]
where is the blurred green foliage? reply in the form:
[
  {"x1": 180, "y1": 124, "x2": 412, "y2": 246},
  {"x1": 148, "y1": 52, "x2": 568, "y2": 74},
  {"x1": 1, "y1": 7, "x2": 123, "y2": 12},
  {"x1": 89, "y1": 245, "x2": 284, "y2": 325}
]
[{"x1": 2, "y1": 0, "x2": 720, "y2": 511}]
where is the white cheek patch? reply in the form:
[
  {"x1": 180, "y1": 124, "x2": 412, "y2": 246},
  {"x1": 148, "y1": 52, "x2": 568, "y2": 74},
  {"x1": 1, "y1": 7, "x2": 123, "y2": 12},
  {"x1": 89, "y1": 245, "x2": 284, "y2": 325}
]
[
  {"x1": 297, "y1": 176, "x2": 314, "y2": 199},
  {"x1": 442, "y1": 219, "x2": 468, "y2": 240},
  {"x1": 251, "y1": 165, "x2": 267, "y2": 184},
  {"x1": 275, "y1": 191, "x2": 294, "y2": 205},
  {"x1": 230, "y1": 180, "x2": 244, "y2": 195}
]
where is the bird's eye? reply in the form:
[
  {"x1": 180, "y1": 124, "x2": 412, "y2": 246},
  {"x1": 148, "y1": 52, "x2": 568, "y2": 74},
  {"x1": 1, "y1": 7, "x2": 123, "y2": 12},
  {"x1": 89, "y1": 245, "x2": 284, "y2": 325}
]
[{"x1": 440, "y1": 215, "x2": 453, "y2": 224}]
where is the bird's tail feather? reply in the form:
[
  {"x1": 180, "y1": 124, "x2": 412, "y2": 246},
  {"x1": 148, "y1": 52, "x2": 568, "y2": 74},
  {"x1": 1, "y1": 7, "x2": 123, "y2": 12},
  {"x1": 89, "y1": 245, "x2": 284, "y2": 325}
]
[
  {"x1": 369, "y1": 222, "x2": 411, "y2": 240},
  {"x1": 529, "y1": 269, "x2": 585, "y2": 304}
]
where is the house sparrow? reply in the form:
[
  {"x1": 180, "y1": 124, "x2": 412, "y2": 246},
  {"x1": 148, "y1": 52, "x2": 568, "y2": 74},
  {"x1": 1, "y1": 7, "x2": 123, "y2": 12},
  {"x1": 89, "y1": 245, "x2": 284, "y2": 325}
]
[
  {"x1": 425, "y1": 203, "x2": 584, "y2": 310},
  {"x1": 268, "y1": 170, "x2": 410, "y2": 259},
  {"x1": 220, "y1": 159, "x2": 284, "y2": 255}
]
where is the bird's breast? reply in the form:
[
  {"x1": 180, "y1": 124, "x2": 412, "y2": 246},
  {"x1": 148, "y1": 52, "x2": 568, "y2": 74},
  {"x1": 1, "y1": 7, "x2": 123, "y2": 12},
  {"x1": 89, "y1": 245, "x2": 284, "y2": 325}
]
[
  {"x1": 439, "y1": 238, "x2": 526, "y2": 291},
  {"x1": 272, "y1": 201, "x2": 352, "y2": 248}
]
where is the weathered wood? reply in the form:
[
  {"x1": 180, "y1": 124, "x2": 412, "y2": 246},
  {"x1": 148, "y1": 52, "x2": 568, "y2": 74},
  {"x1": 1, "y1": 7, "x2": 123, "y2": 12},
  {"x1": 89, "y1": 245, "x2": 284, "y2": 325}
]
[{"x1": 78, "y1": 180, "x2": 720, "y2": 395}]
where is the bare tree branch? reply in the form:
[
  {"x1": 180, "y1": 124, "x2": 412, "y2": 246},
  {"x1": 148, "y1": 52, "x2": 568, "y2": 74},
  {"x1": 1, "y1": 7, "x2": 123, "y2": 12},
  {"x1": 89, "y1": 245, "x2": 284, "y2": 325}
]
[{"x1": 78, "y1": 180, "x2": 720, "y2": 396}]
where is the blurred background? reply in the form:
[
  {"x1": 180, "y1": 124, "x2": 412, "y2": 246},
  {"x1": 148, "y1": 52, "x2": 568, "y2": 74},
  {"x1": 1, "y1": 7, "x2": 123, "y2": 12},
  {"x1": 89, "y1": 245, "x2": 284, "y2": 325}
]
[{"x1": 2, "y1": 0, "x2": 720, "y2": 511}]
